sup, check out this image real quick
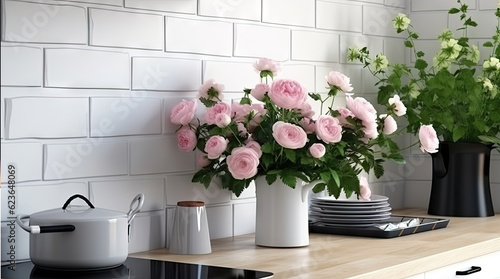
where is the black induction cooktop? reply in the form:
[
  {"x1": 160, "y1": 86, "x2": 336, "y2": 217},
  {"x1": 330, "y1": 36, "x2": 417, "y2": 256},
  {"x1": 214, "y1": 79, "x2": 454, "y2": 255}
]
[{"x1": 1, "y1": 257, "x2": 274, "y2": 279}]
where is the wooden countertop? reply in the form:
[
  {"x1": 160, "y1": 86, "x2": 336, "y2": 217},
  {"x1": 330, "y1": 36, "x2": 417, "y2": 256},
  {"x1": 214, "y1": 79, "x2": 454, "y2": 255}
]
[{"x1": 131, "y1": 209, "x2": 500, "y2": 278}]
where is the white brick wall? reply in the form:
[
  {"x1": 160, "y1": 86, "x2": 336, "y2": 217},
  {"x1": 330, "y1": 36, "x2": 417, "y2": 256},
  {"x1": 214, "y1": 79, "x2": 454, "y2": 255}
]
[{"x1": 2, "y1": 0, "x2": 499, "y2": 264}]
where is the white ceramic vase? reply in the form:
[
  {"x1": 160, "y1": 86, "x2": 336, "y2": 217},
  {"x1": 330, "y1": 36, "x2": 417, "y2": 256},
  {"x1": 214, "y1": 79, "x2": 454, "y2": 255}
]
[{"x1": 254, "y1": 176, "x2": 315, "y2": 247}]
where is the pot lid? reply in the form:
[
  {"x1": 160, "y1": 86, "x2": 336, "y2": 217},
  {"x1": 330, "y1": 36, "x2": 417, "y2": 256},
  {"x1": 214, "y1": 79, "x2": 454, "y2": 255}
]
[
  {"x1": 29, "y1": 194, "x2": 127, "y2": 223},
  {"x1": 30, "y1": 205, "x2": 127, "y2": 223}
]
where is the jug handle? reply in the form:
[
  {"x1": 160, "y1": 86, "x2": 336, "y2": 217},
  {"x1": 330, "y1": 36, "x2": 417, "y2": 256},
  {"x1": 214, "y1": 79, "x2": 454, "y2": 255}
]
[{"x1": 302, "y1": 180, "x2": 322, "y2": 203}]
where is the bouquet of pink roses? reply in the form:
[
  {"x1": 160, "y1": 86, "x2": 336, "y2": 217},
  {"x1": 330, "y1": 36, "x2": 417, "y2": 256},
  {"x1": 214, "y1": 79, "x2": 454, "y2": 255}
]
[{"x1": 170, "y1": 58, "x2": 404, "y2": 197}]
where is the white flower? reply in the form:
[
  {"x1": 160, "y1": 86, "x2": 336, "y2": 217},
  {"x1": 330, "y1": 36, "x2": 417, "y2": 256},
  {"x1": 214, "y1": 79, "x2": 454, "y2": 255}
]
[
  {"x1": 440, "y1": 39, "x2": 462, "y2": 60},
  {"x1": 483, "y1": 57, "x2": 500, "y2": 70},
  {"x1": 466, "y1": 45, "x2": 480, "y2": 64},
  {"x1": 388, "y1": 95, "x2": 407, "y2": 116},
  {"x1": 479, "y1": 77, "x2": 493, "y2": 91},
  {"x1": 392, "y1": 13, "x2": 411, "y2": 31},
  {"x1": 347, "y1": 46, "x2": 361, "y2": 61},
  {"x1": 374, "y1": 54, "x2": 389, "y2": 71},
  {"x1": 438, "y1": 29, "x2": 454, "y2": 42}
]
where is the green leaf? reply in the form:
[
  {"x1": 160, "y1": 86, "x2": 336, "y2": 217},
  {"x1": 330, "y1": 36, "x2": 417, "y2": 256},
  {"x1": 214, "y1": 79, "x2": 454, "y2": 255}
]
[
  {"x1": 330, "y1": 170, "x2": 340, "y2": 187},
  {"x1": 261, "y1": 142, "x2": 274, "y2": 153},
  {"x1": 374, "y1": 159, "x2": 384, "y2": 178},
  {"x1": 284, "y1": 148, "x2": 297, "y2": 163},
  {"x1": 448, "y1": 7, "x2": 460, "y2": 14},
  {"x1": 416, "y1": 51, "x2": 425, "y2": 57},
  {"x1": 312, "y1": 182, "x2": 326, "y2": 193},
  {"x1": 387, "y1": 153, "x2": 406, "y2": 164},
  {"x1": 281, "y1": 174, "x2": 297, "y2": 188},
  {"x1": 452, "y1": 126, "x2": 467, "y2": 142},
  {"x1": 483, "y1": 41, "x2": 494, "y2": 47},
  {"x1": 415, "y1": 59, "x2": 428, "y2": 70},
  {"x1": 266, "y1": 174, "x2": 278, "y2": 185},
  {"x1": 404, "y1": 40, "x2": 413, "y2": 48},
  {"x1": 478, "y1": 135, "x2": 500, "y2": 145},
  {"x1": 308, "y1": 93, "x2": 322, "y2": 101}
]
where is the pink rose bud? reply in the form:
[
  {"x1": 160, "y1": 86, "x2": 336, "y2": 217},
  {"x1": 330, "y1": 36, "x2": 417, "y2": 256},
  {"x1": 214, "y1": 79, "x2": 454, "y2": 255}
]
[
  {"x1": 198, "y1": 78, "x2": 225, "y2": 100},
  {"x1": 227, "y1": 147, "x2": 259, "y2": 180},
  {"x1": 253, "y1": 58, "x2": 281, "y2": 76},
  {"x1": 268, "y1": 79, "x2": 307, "y2": 109},
  {"x1": 388, "y1": 95, "x2": 407, "y2": 116},
  {"x1": 215, "y1": 113, "x2": 231, "y2": 128},
  {"x1": 347, "y1": 96, "x2": 377, "y2": 124},
  {"x1": 299, "y1": 117, "x2": 316, "y2": 134},
  {"x1": 250, "y1": 83, "x2": 269, "y2": 101},
  {"x1": 419, "y1": 124, "x2": 439, "y2": 153},
  {"x1": 309, "y1": 143, "x2": 326, "y2": 158},
  {"x1": 204, "y1": 135, "x2": 229, "y2": 159},
  {"x1": 315, "y1": 115, "x2": 343, "y2": 143},
  {"x1": 272, "y1": 121, "x2": 308, "y2": 149},
  {"x1": 176, "y1": 127, "x2": 197, "y2": 152},
  {"x1": 359, "y1": 177, "x2": 371, "y2": 201},
  {"x1": 170, "y1": 100, "x2": 196, "y2": 125},
  {"x1": 380, "y1": 114, "x2": 397, "y2": 135},
  {"x1": 206, "y1": 102, "x2": 231, "y2": 125},
  {"x1": 325, "y1": 71, "x2": 353, "y2": 92}
]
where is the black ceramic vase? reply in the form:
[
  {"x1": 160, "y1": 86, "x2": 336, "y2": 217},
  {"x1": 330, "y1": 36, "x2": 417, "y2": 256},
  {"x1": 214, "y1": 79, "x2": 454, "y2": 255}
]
[{"x1": 428, "y1": 141, "x2": 495, "y2": 217}]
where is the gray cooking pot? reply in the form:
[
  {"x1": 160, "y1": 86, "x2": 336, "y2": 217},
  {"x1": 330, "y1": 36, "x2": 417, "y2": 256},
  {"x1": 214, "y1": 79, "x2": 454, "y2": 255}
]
[{"x1": 16, "y1": 194, "x2": 144, "y2": 270}]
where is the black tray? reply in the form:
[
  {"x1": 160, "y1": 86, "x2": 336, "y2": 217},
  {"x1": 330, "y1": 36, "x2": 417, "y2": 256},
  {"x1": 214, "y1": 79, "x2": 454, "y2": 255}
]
[{"x1": 309, "y1": 215, "x2": 450, "y2": 238}]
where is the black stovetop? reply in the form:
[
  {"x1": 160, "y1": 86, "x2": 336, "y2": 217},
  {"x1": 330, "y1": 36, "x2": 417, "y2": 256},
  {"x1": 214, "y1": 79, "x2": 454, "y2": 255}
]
[{"x1": 1, "y1": 257, "x2": 273, "y2": 279}]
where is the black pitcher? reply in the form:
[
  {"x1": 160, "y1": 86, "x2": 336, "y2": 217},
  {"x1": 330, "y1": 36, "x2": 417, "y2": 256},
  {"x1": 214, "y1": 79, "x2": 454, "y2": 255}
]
[{"x1": 428, "y1": 142, "x2": 495, "y2": 217}]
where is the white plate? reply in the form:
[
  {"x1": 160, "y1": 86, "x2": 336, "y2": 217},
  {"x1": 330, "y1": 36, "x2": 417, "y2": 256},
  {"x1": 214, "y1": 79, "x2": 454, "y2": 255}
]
[
  {"x1": 310, "y1": 212, "x2": 391, "y2": 221},
  {"x1": 310, "y1": 215, "x2": 391, "y2": 224},
  {"x1": 309, "y1": 202, "x2": 391, "y2": 211},
  {"x1": 309, "y1": 206, "x2": 392, "y2": 216},
  {"x1": 311, "y1": 195, "x2": 389, "y2": 205}
]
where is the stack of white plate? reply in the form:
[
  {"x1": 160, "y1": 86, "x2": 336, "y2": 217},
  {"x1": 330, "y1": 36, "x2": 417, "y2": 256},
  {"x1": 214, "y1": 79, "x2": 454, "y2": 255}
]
[{"x1": 309, "y1": 195, "x2": 391, "y2": 227}]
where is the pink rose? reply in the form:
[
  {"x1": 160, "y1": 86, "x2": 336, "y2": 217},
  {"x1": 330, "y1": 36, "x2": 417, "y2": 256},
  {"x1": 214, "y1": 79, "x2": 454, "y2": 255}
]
[
  {"x1": 205, "y1": 102, "x2": 231, "y2": 125},
  {"x1": 176, "y1": 127, "x2": 197, "y2": 152},
  {"x1": 227, "y1": 147, "x2": 259, "y2": 180},
  {"x1": 253, "y1": 58, "x2": 281, "y2": 76},
  {"x1": 204, "y1": 135, "x2": 229, "y2": 159},
  {"x1": 237, "y1": 122, "x2": 248, "y2": 136},
  {"x1": 363, "y1": 120, "x2": 379, "y2": 139},
  {"x1": 250, "y1": 83, "x2": 269, "y2": 101},
  {"x1": 380, "y1": 114, "x2": 397, "y2": 135},
  {"x1": 326, "y1": 71, "x2": 353, "y2": 92},
  {"x1": 315, "y1": 115, "x2": 343, "y2": 144},
  {"x1": 295, "y1": 101, "x2": 315, "y2": 118},
  {"x1": 388, "y1": 95, "x2": 407, "y2": 116},
  {"x1": 248, "y1": 104, "x2": 267, "y2": 131},
  {"x1": 336, "y1": 107, "x2": 355, "y2": 127},
  {"x1": 170, "y1": 100, "x2": 196, "y2": 125},
  {"x1": 347, "y1": 96, "x2": 377, "y2": 124},
  {"x1": 268, "y1": 79, "x2": 307, "y2": 109},
  {"x1": 215, "y1": 113, "x2": 231, "y2": 128},
  {"x1": 309, "y1": 143, "x2": 326, "y2": 159},
  {"x1": 232, "y1": 103, "x2": 252, "y2": 123},
  {"x1": 359, "y1": 177, "x2": 371, "y2": 201},
  {"x1": 196, "y1": 153, "x2": 211, "y2": 168},
  {"x1": 299, "y1": 117, "x2": 316, "y2": 134},
  {"x1": 272, "y1": 121, "x2": 308, "y2": 149},
  {"x1": 198, "y1": 78, "x2": 225, "y2": 100},
  {"x1": 419, "y1": 124, "x2": 439, "y2": 153},
  {"x1": 245, "y1": 140, "x2": 262, "y2": 158}
]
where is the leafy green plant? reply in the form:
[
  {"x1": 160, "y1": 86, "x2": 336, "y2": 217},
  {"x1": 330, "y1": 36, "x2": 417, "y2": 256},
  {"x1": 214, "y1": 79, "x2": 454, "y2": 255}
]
[{"x1": 348, "y1": 0, "x2": 500, "y2": 149}]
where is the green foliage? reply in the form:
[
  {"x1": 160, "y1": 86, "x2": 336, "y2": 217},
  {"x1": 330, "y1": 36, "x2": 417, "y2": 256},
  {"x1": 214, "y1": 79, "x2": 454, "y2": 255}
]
[{"x1": 348, "y1": 0, "x2": 500, "y2": 149}]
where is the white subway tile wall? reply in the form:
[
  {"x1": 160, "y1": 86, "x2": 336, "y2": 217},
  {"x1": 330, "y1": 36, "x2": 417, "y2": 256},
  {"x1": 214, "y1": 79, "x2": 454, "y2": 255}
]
[
  {"x1": 2, "y1": 0, "x2": 499, "y2": 263},
  {"x1": 1, "y1": 46, "x2": 43, "y2": 86}
]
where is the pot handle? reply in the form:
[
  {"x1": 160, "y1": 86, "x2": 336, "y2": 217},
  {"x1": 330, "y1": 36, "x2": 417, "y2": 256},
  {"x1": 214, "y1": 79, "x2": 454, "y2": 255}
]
[
  {"x1": 127, "y1": 194, "x2": 144, "y2": 225},
  {"x1": 16, "y1": 215, "x2": 75, "y2": 234},
  {"x1": 62, "y1": 194, "x2": 95, "y2": 210}
]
